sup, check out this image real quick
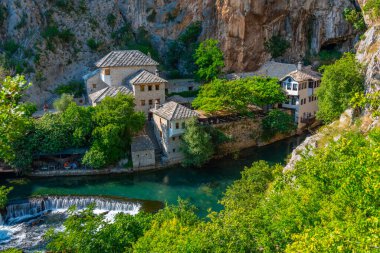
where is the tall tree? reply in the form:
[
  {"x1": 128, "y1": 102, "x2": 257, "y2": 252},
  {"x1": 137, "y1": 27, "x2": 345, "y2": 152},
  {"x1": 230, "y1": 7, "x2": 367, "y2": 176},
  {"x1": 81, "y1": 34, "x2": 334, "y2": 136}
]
[
  {"x1": 0, "y1": 75, "x2": 33, "y2": 169},
  {"x1": 83, "y1": 94, "x2": 145, "y2": 168},
  {"x1": 317, "y1": 53, "x2": 364, "y2": 123},
  {"x1": 194, "y1": 39, "x2": 225, "y2": 82},
  {"x1": 181, "y1": 117, "x2": 214, "y2": 167}
]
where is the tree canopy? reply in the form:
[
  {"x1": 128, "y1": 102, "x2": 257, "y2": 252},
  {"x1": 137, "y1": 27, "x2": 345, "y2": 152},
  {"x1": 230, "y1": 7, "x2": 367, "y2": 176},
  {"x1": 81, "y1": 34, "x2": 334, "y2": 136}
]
[
  {"x1": 192, "y1": 76, "x2": 286, "y2": 114},
  {"x1": 262, "y1": 109, "x2": 296, "y2": 139},
  {"x1": 180, "y1": 118, "x2": 214, "y2": 167},
  {"x1": 194, "y1": 39, "x2": 225, "y2": 82},
  {"x1": 317, "y1": 53, "x2": 364, "y2": 123}
]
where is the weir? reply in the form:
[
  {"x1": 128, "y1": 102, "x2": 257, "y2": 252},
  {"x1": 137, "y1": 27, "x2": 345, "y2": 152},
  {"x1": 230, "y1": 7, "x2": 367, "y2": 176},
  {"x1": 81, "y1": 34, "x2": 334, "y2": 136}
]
[{"x1": 2, "y1": 196, "x2": 141, "y2": 225}]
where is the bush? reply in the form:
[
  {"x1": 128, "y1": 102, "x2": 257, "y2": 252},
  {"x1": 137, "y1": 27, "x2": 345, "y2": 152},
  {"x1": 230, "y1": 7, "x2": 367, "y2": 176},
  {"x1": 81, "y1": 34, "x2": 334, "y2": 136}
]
[
  {"x1": 53, "y1": 93, "x2": 75, "y2": 112},
  {"x1": 363, "y1": 0, "x2": 380, "y2": 19},
  {"x1": 82, "y1": 146, "x2": 106, "y2": 169},
  {"x1": 58, "y1": 28, "x2": 75, "y2": 43},
  {"x1": 106, "y1": 13, "x2": 117, "y2": 28},
  {"x1": 262, "y1": 109, "x2": 296, "y2": 139},
  {"x1": 54, "y1": 80, "x2": 85, "y2": 97},
  {"x1": 3, "y1": 40, "x2": 20, "y2": 55},
  {"x1": 343, "y1": 8, "x2": 366, "y2": 31},
  {"x1": 264, "y1": 35, "x2": 290, "y2": 58},
  {"x1": 317, "y1": 53, "x2": 364, "y2": 123},
  {"x1": 87, "y1": 38, "x2": 102, "y2": 51}
]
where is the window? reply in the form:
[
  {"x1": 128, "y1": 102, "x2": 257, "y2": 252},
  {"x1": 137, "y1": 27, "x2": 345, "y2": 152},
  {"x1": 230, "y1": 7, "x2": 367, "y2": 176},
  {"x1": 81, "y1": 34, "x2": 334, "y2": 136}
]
[
  {"x1": 140, "y1": 85, "x2": 145, "y2": 92},
  {"x1": 189, "y1": 86, "x2": 193, "y2": 91},
  {"x1": 149, "y1": 100, "x2": 153, "y2": 105},
  {"x1": 104, "y1": 68, "x2": 110, "y2": 75},
  {"x1": 286, "y1": 82, "x2": 291, "y2": 90},
  {"x1": 148, "y1": 85, "x2": 152, "y2": 91},
  {"x1": 301, "y1": 99, "x2": 303, "y2": 105},
  {"x1": 156, "y1": 99, "x2": 160, "y2": 104},
  {"x1": 309, "y1": 97, "x2": 312, "y2": 102},
  {"x1": 284, "y1": 96, "x2": 290, "y2": 104},
  {"x1": 176, "y1": 123, "x2": 179, "y2": 129},
  {"x1": 173, "y1": 149, "x2": 176, "y2": 153},
  {"x1": 92, "y1": 83, "x2": 96, "y2": 89},
  {"x1": 293, "y1": 83, "x2": 298, "y2": 91},
  {"x1": 179, "y1": 135, "x2": 182, "y2": 140},
  {"x1": 141, "y1": 100, "x2": 145, "y2": 106},
  {"x1": 172, "y1": 137, "x2": 176, "y2": 141},
  {"x1": 308, "y1": 81, "x2": 313, "y2": 88},
  {"x1": 291, "y1": 97, "x2": 297, "y2": 105},
  {"x1": 155, "y1": 85, "x2": 160, "y2": 90},
  {"x1": 182, "y1": 122, "x2": 186, "y2": 128}
]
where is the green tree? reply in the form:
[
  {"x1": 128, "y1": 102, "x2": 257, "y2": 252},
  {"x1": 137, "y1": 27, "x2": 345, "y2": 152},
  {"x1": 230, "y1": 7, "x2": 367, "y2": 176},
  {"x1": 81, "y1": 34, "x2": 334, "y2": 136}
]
[
  {"x1": 46, "y1": 204, "x2": 153, "y2": 253},
  {"x1": 194, "y1": 39, "x2": 225, "y2": 82},
  {"x1": 262, "y1": 109, "x2": 296, "y2": 138},
  {"x1": 343, "y1": 8, "x2": 366, "y2": 31},
  {"x1": 61, "y1": 103, "x2": 94, "y2": 147},
  {"x1": 0, "y1": 75, "x2": 33, "y2": 169},
  {"x1": 264, "y1": 35, "x2": 290, "y2": 58},
  {"x1": 83, "y1": 94, "x2": 145, "y2": 168},
  {"x1": 133, "y1": 200, "x2": 203, "y2": 253},
  {"x1": 317, "y1": 53, "x2": 364, "y2": 123},
  {"x1": 192, "y1": 77, "x2": 286, "y2": 114},
  {"x1": 181, "y1": 118, "x2": 214, "y2": 167},
  {"x1": 53, "y1": 93, "x2": 75, "y2": 112},
  {"x1": 0, "y1": 185, "x2": 13, "y2": 209}
]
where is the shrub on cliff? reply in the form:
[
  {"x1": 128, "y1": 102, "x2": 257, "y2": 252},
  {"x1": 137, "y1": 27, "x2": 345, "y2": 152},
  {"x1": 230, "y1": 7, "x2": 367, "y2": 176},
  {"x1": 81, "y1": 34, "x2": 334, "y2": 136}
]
[
  {"x1": 194, "y1": 39, "x2": 225, "y2": 82},
  {"x1": 264, "y1": 35, "x2": 290, "y2": 58},
  {"x1": 317, "y1": 53, "x2": 364, "y2": 123},
  {"x1": 0, "y1": 186, "x2": 13, "y2": 209}
]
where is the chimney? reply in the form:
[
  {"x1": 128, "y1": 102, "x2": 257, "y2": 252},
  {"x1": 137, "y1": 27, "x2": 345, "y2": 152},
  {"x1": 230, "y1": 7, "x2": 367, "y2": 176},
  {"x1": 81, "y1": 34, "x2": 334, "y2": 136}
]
[{"x1": 297, "y1": 61, "x2": 303, "y2": 71}]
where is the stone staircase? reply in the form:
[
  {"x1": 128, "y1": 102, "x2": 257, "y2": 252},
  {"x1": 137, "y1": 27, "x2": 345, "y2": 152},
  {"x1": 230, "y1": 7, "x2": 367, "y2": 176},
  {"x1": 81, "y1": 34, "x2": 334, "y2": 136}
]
[{"x1": 144, "y1": 122, "x2": 162, "y2": 163}]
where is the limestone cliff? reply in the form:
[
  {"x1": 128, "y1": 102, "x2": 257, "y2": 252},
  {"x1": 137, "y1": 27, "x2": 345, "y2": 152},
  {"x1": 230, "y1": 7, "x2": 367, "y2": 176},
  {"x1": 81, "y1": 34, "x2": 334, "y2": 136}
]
[{"x1": 0, "y1": 0, "x2": 356, "y2": 105}]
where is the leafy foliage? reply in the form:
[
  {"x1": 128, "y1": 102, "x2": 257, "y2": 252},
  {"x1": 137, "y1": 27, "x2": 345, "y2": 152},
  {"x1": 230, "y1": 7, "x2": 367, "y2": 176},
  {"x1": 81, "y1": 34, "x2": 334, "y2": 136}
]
[
  {"x1": 106, "y1": 13, "x2": 117, "y2": 28},
  {"x1": 0, "y1": 185, "x2": 13, "y2": 209},
  {"x1": 262, "y1": 109, "x2": 296, "y2": 138},
  {"x1": 54, "y1": 80, "x2": 85, "y2": 97},
  {"x1": 194, "y1": 39, "x2": 224, "y2": 82},
  {"x1": 87, "y1": 38, "x2": 102, "y2": 51},
  {"x1": 46, "y1": 204, "x2": 153, "y2": 253},
  {"x1": 351, "y1": 90, "x2": 380, "y2": 117},
  {"x1": 192, "y1": 77, "x2": 286, "y2": 114},
  {"x1": 317, "y1": 53, "x2": 364, "y2": 123},
  {"x1": 343, "y1": 8, "x2": 366, "y2": 31},
  {"x1": 0, "y1": 75, "x2": 33, "y2": 169},
  {"x1": 166, "y1": 22, "x2": 203, "y2": 78},
  {"x1": 83, "y1": 94, "x2": 145, "y2": 168},
  {"x1": 264, "y1": 35, "x2": 290, "y2": 58},
  {"x1": 181, "y1": 118, "x2": 214, "y2": 167},
  {"x1": 363, "y1": 0, "x2": 380, "y2": 19},
  {"x1": 53, "y1": 93, "x2": 75, "y2": 112}
]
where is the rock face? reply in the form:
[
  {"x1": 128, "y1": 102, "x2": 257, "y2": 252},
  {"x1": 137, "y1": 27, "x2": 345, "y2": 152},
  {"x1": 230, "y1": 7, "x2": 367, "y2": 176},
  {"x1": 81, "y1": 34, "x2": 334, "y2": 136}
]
[{"x1": 0, "y1": 0, "x2": 356, "y2": 105}]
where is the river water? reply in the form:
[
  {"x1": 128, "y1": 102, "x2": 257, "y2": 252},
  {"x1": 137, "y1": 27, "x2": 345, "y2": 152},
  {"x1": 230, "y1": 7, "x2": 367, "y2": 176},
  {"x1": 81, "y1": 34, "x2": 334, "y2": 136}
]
[{"x1": 0, "y1": 135, "x2": 305, "y2": 251}]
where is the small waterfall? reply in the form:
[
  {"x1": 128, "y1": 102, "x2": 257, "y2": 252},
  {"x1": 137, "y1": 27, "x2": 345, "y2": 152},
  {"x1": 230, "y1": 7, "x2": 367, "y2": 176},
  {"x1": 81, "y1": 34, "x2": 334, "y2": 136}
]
[{"x1": 4, "y1": 196, "x2": 141, "y2": 225}]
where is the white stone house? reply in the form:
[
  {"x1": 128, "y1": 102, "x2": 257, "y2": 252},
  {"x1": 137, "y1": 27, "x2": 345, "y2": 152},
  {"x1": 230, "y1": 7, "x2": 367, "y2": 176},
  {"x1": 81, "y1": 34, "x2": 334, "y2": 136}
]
[
  {"x1": 150, "y1": 101, "x2": 198, "y2": 163},
  {"x1": 84, "y1": 50, "x2": 167, "y2": 115},
  {"x1": 279, "y1": 63, "x2": 321, "y2": 128}
]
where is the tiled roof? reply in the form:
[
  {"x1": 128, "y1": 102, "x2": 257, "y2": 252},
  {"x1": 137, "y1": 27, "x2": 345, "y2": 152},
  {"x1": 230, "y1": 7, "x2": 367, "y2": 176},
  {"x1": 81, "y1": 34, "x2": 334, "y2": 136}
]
[
  {"x1": 83, "y1": 69, "x2": 100, "y2": 81},
  {"x1": 225, "y1": 61, "x2": 297, "y2": 80},
  {"x1": 131, "y1": 135, "x2": 155, "y2": 152},
  {"x1": 95, "y1": 50, "x2": 159, "y2": 68},
  {"x1": 151, "y1": 101, "x2": 198, "y2": 121},
  {"x1": 128, "y1": 70, "x2": 167, "y2": 85},
  {"x1": 281, "y1": 67, "x2": 321, "y2": 82},
  {"x1": 89, "y1": 86, "x2": 133, "y2": 104},
  {"x1": 166, "y1": 95, "x2": 195, "y2": 104}
]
